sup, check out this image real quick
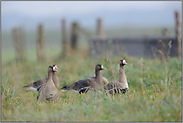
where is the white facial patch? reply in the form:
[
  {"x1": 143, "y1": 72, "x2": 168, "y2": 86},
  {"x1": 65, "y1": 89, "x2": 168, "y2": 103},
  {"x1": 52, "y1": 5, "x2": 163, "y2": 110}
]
[
  {"x1": 101, "y1": 65, "x2": 103, "y2": 69},
  {"x1": 53, "y1": 66, "x2": 56, "y2": 71},
  {"x1": 123, "y1": 60, "x2": 126, "y2": 64}
]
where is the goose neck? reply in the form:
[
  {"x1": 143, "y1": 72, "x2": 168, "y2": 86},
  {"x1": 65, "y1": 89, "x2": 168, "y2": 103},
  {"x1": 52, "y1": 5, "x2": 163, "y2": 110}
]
[
  {"x1": 95, "y1": 70, "x2": 102, "y2": 84},
  {"x1": 118, "y1": 66, "x2": 126, "y2": 83},
  {"x1": 48, "y1": 71, "x2": 53, "y2": 80}
]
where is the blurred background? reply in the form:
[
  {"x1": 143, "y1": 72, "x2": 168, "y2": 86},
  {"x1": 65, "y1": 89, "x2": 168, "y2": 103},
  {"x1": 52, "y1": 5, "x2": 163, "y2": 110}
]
[
  {"x1": 1, "y1": 1, "x2": 182, "y2": 63},
  {"x1": 1, "y1": 2, "x2": 182, "y2": 122}
]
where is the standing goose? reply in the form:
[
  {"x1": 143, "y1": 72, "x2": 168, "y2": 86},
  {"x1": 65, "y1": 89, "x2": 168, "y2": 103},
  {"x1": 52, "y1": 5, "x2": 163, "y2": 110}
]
[
  {"x1": 37, "y1": 65, "x2": 60, "y2": 103},
  {"x1": 61, "y1": 64, "x2": 107, "y2": 94},
  {"x1": 23, "y1": 65, "x2": 59, "y2": 91},
  {"x1": 104, "y1": 59, "x2": 128, "y2": 95}
]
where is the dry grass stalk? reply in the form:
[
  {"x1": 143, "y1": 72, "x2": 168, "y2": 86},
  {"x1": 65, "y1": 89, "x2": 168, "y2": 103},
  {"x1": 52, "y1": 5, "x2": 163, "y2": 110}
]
[
  {"x1": 167, "y1": 40, "x2": 172, "y2": 61},
  {"x1": 165, "y1": 67, "x2": 168, "y2": 87},
  {"x1": 158, "y1": 39, "x2": 166, "y2": 62}
]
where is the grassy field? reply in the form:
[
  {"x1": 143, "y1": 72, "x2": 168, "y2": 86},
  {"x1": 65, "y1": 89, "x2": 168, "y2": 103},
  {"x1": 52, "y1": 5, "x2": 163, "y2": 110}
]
[{"x1": 1, "y1": 49, "x2": 182, "y2": 122}]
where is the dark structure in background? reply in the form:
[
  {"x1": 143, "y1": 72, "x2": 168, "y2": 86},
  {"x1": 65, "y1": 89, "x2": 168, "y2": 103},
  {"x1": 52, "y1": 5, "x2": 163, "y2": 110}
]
[
  {"x1": 89, "y1": 37, "x2": 178, "y2": 59},
  {"x1": 89, "y1": 11, "x2": 181, "y2": 59}
]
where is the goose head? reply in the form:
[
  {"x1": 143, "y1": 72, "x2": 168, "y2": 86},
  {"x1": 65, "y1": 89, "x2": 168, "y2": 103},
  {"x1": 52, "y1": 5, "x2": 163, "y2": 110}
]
[
  {"x1": 48, "y1": 65, "x2": 58, "y2": 73},
  {"x1": 120, "y1": 59, "x2": 127, "y2": 66},
  {"x1": 96, "y1": 64, "x2": 106, "y2": 71},
  {"x1": 52, "y1": 65, "x2": 58, "y2": 72}
]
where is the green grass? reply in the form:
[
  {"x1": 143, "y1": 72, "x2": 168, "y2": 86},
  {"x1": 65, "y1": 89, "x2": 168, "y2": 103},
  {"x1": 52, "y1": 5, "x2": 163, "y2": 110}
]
[{"x1": 1, "y1": 50, "x2": 182, "y2": 122}]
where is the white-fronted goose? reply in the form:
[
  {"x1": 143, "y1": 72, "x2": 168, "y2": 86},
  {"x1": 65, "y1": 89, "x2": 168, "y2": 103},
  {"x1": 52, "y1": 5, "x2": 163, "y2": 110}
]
[
  {"x1": 23, "y1": 65, "x2": 59, "y2": 91},
  {"x1": 104, "y1": 59, "x2": 128, "y2": 95},
  {"x1": 61, "y1": 64, "x2": 107, "y2": 94},
  {"x1": 37, "y1": 65, "x2": 60, "y2": 103}
]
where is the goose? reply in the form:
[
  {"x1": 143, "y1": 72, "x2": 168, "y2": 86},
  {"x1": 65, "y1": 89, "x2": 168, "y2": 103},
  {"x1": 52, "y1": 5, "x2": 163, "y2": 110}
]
[
  {"x1": 104, "y1": 59, "x2": 128, "y2": 95},
  {"x1": 23, "y1": 65, "x2": 59, "y2": 91},
  {"x1": 61, "y1": 64, "x2": 107, "y2": 94},
  {"x1": 37, "y1": 65, "x2": 60, "y2": 103}
]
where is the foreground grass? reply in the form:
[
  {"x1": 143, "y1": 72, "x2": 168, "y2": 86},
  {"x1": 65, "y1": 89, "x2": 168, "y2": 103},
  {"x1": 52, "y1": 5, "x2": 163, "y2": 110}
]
[{"x1": 1, "y1": 52, "x2": 182, "y2": 122}]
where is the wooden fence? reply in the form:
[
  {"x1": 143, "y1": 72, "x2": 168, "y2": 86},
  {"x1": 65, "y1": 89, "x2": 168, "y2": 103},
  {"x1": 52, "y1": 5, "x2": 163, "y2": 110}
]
[{"x1": 11, "y1": 11, "x2": 181, "y2": 62}]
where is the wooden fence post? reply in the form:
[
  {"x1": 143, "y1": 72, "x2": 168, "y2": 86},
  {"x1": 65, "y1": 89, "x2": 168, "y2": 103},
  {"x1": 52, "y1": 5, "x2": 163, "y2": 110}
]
[
  {"x1": 162, "y1": 28, "x2": 168, "y2": 38},
  {"x1": 71, "y1": 22, "x2": 79, "y2": 50},
  {"x1": 158, "y1": 39, "x2": 165, "y2": 62},
  {"x1": 97, "y1": 18, "x2": 105, "y2": 40},
  {"x1": 12, "y1": 27, "x2": 24, "y2": 62},
  {"x1": 175, "y1": 11, "x2": 181, "y2": 60},
  {"x1": 61, "y1": 19, "x2": 69, "y2": 57},
  {"x1": 36, "y1": 24, "x2": 46, "y2": 62}
]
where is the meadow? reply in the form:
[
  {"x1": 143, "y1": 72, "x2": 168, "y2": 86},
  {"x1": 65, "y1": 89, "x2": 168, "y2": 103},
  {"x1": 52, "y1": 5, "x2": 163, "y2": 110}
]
[{"x1": 1, "y1": 48, "x2": 182, "y2": 122}]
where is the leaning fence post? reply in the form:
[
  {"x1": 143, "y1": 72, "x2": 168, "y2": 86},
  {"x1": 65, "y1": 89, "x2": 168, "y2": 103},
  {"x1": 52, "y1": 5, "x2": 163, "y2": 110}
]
[
  {"x1": 36, "y1": 24, "x2": 46, "y2": 62},
  {"x1": 61, "y1": 19, "x2": 69, "y2": 57},
  {"x1": 12, "y1": 27, "x2": 24, "y2": 62},
  {"x1": 97, "y1": 18, "x2": 105, "y2": 40},
  {"x1": 71, "y1": 22, "x2": 79, "y2": 50},
  {"x1": 175, "y1": 11, "x2": 181, "y2": 60}
]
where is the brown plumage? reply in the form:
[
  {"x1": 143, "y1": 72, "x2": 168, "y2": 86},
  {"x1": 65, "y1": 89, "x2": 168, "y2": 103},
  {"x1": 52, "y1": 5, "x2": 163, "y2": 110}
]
[
  {"x1": 23, "y1": 65, "x2": 59, "y2": 91},
  {"x1": 61, "y1": 64, "x2": 107, "y2": 94},
  {"x1": 37, "y1": 65, "x2": 60, "y2": 103},
  {"x1": 89, "y1": 76, "x2": 109, "y2": 85},
  {"x1": 104, "y1": 59, "x2": 128, "y2": 95}
]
